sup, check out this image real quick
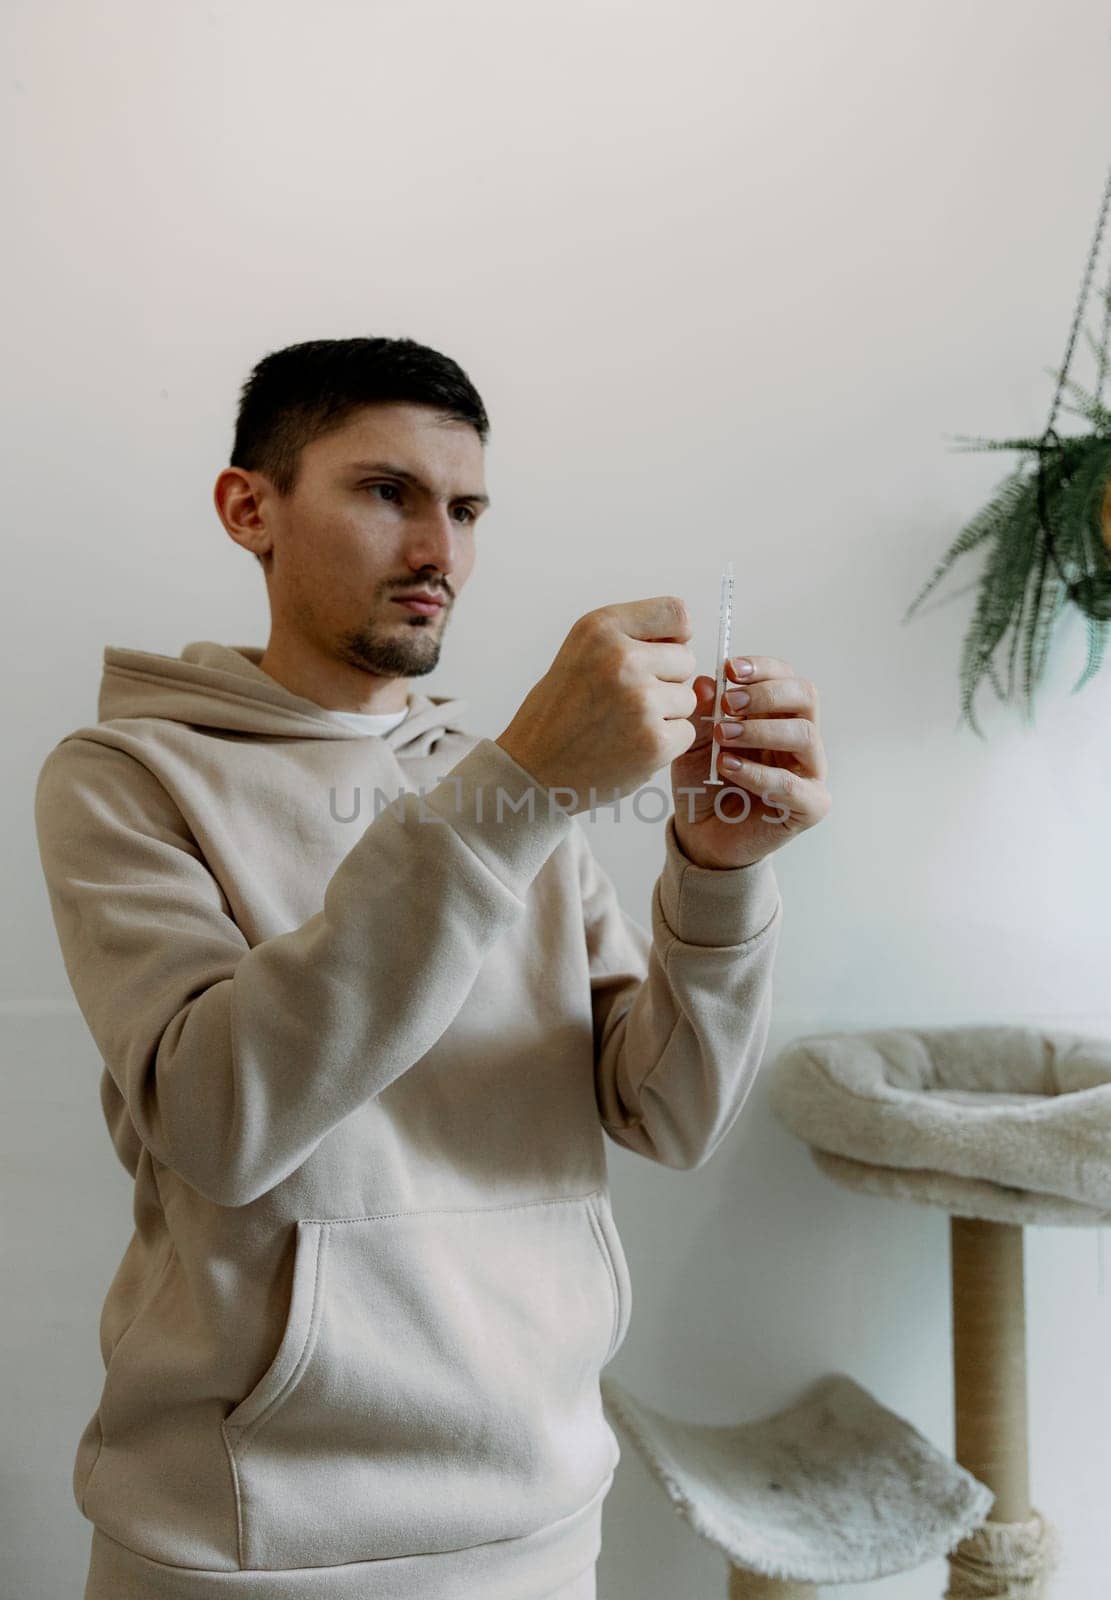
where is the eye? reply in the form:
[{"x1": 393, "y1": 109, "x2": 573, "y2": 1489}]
[{"x1": 365, "y1": 484, "x2": 477, "y2": 524}]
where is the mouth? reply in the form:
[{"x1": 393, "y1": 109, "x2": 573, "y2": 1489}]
[{"x1": 391, "y1": 593, "x2": 446, "y2": 616}]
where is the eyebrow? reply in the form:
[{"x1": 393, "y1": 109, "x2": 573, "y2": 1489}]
[{"x1": 346, "y1": 460, "x2": 490, "y2": 509}]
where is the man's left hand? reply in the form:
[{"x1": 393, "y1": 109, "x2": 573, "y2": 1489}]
[{"x1": 669, "y1": 655, "x2": 831, "y2": 870}]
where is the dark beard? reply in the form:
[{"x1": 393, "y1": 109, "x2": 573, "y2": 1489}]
[{"x1": 334, "y1": 615, "x2": 443, "y2": 679}]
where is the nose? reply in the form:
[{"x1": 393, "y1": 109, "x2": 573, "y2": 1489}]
[{"x1": 403, "y1": 507, "x2": 460, "y2": 583}]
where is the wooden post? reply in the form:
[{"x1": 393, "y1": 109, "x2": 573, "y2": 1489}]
[
  {"x1": 727, "y1": 1565, "x2": 818, "y2": 1598},
  {"x1": 949, "y1": 1216, "x2": 1031, "y2": 1522}
]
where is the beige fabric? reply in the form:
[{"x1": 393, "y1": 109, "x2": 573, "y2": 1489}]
[
  {"x1": 36, "y1": 639, "x2": 782, "y2": 1599},
  {"x1": 809, "y1": 1147, "x2": 1111, "y2": 1226},
  {"x1": 600, "y1": 1372, "x2": 993, "y2": 1585},
  {"x1": 768, "y1": 1025, "x2": 1111, "y2": 1223}
]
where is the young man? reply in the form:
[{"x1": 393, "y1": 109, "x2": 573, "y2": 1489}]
[{"x1": 34, "y1": 336, "x2": 830, "y2": 1600}]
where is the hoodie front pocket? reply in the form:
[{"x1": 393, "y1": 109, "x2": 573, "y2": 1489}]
[{"x1": 222, "y1": 1190, "x2": 630, "y2": 1572}]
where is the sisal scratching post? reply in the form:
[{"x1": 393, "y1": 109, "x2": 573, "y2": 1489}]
[
  {"x1": 945, "y1": 1217, "x2": 1058, "y2": 1598},
  {"x1": 950, "y1": 1219, "x2": 1029, "y2": 1522},
  {"x1": 727, "y1": 1567, "x2": 815, "y2": 1597}
]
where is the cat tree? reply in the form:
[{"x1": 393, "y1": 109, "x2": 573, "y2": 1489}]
[{"x1": 768, "y1": 1022, "x2": 1111, "y2": 1596}]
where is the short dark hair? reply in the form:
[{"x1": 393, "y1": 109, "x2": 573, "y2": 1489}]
[{"x1": 230, "y1": 335, "x2": 490, "y2": 500}]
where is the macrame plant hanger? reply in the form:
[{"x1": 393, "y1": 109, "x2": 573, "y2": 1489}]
[
  {"x1": 1035, "y1": 157, "x2": 1111, "y2": 610},
  {"x1": 904, "y1": 156, "x2": 1111, "y2": 734}
]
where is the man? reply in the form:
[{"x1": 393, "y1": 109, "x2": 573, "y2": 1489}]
[{"x1": 34, "y1": 336, "x2": 830, "y2": 1600}]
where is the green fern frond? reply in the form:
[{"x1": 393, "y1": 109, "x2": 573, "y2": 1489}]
[
  {"x1": 944, "y1": 432, "x2": 1045, "y2": 454},
  {"x1": 985, "y1": 656, "x2": 1008, "y2": 703},
  {"x1": 1043, "y1": 366, "x2": 1111, "y2": 428},
  {"x1": 1003, "y1": 541, "x2": 1031, "y2": 702},
  {"x1": 954, "y1": 473, "x2": 1041, "y2": 735},
  {"x1": 1083, "y1": 323, "x2": 1105, "y2": 366},
  {"x1": 903, "y1": 465, "x2": 1029, "y2": 620},
  {"x1": 1073, "y1": 611, "x2": 1110, "y2": 690},
  {"x1": 914, "y1": 322, "x2": 1111, "y2": 731},
  {"x1": 1022, "y1": 575, "x2": 1071, "y2": 728},
  {"x1": 1019, "y1": 539, "x2": 1054, "y2": 720}
]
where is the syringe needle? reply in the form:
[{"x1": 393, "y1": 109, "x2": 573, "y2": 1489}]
[{"x1": 700, "y1": 561, "x2": 735, "y2": 785}]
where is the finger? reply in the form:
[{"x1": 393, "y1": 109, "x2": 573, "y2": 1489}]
[
  {"x1": 601, "y1": 595, "x2": 693, "y2": 644},
  {"x1": 725, "y1": 655, "x2": 794, "y2": 685},
  {"x1": 722, "y1": 674, "x2": 819, "y2": 723},
  {"x1": 684, "y1": 676, "x2": 720, "y2": 746},
  {"x1": 629, "y1": 639, "x2": 699, "y2": 683},
  {"x1": 691, "y1": 674, "x2": 717, "y2": 708},
  {"x1": 717, "y1": 751, "x2": 813, "y2": 809},
  {"x1": 659, "y1": 679, "x2": 699, "y2": 719},
  {"x1": 714, "y1": 715, "x2": 827, "y2": 780}
]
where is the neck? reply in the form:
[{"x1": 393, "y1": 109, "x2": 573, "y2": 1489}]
[{"x1": 257, "y1": 635, "x2": 410, "y2": 715}]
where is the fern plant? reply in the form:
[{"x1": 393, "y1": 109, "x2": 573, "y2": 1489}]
[{"x1": 904, "y1": 211, "x2": 1111, "y2": 739}]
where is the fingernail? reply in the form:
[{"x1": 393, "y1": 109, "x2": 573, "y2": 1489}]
[
  {"x1": 732, "y1": 657, "x2": 753, "y2": 677},
  {"x1": 720, "y1": 720, "x2": 745, "y2": 737},
  {"x1": 723, "y1": 688, "x2": 750, "y2": 710},
  {"x1": 720, "y1": 753, "x2": 742, "y2": 770}
]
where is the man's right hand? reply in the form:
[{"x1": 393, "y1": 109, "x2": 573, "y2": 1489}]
[{"x1": 494, "y1": 597, "x2": 699, "y2": 816}]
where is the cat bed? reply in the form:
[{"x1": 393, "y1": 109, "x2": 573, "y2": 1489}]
[
  {"x1": 600, "y1": 1371, "x2": 993, "y2": 1587},
  {"x1": 767, "y1": 1023, "x2": 1111, "y2": 1226}
]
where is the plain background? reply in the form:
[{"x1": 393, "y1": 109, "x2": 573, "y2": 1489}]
[{"x1": 5, "y1": 1, "x2": 1111, "y2": 1595}]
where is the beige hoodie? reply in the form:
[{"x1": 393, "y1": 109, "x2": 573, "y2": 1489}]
[{"x1": 33, "y1": 640, "x2": 782, "y2": 1599}]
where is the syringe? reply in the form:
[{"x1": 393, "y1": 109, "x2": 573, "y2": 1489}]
[{"x1": 702, "y1": 561, "x2": 735, "y2": 785}]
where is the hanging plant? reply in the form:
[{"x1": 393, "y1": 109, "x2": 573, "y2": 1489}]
[{"x1": 904, "y1": 164, "x2": 1111, "y2": 738}]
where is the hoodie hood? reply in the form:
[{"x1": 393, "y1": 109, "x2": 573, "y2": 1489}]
[{"x1": 98, "y1": 641, "x2": 471, "y2": 756}]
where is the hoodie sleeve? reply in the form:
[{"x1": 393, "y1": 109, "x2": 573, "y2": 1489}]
[
  {"x1": 33, "y1": 733, "x2": 573, "y2": 1208},
  {"x1": 583, "y1": 813, "x2": 782, "y2": 1169}
]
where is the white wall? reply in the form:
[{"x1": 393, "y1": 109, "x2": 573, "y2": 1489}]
[{"x1": 5, "y1": 1, "x2": 1111, "y2": 1595}]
